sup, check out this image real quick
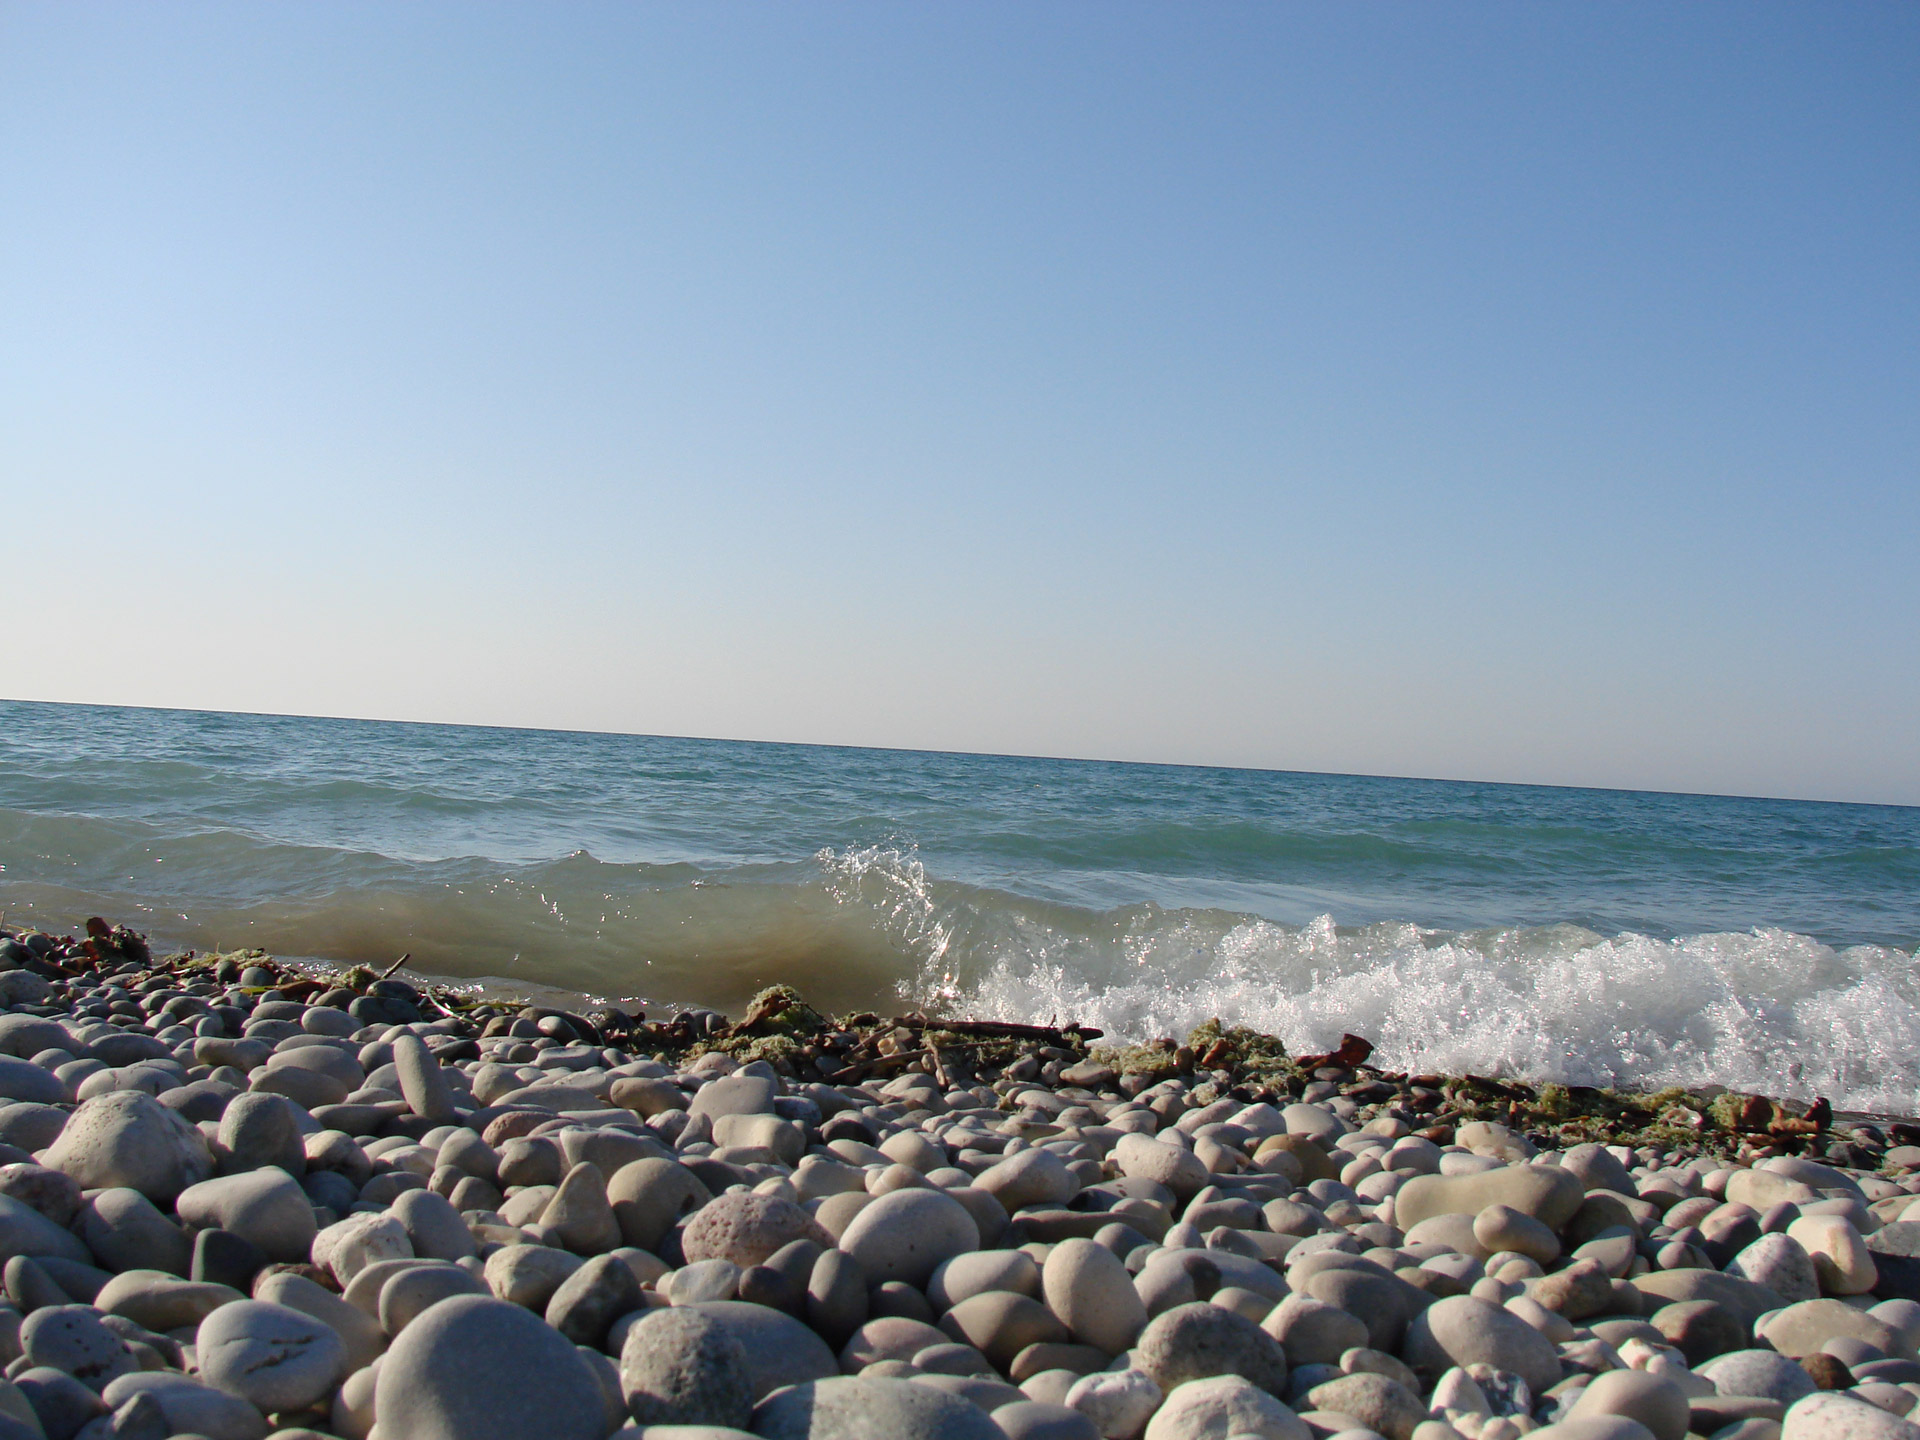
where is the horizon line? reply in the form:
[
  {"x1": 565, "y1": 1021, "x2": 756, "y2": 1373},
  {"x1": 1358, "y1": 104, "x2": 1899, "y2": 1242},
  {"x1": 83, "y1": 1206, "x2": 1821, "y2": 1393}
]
[{"x1": 5, "y1": 693, "x2": 1914, "y2": 815}]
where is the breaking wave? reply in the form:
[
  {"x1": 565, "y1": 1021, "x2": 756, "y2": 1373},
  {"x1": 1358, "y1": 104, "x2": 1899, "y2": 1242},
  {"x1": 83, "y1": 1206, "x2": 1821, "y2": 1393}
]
[{"x1": 4, "y1": 808, "x2": 1916, "y2": 1115}]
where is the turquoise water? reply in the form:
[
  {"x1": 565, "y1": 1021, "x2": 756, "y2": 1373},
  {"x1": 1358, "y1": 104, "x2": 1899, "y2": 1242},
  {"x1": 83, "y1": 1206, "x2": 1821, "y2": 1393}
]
[{"x1": 2, "y1": 699, "x2": 1917, "y2": 1109}]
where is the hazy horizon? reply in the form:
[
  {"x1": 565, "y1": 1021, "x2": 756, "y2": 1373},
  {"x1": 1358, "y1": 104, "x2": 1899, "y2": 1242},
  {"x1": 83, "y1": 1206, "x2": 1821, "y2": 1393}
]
[{"x1": 5, "y1": 4, "x2": 1916, "y2": 805}]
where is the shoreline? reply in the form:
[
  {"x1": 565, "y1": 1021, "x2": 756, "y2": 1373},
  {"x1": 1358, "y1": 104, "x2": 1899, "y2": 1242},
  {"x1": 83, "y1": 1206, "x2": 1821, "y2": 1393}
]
[
  {"x1": 0, "y1": 914, "x2": 1915, "y2": 1440},
  {"x1": 20, "y1": 921, "x2": 1894, "y2": 1163}
]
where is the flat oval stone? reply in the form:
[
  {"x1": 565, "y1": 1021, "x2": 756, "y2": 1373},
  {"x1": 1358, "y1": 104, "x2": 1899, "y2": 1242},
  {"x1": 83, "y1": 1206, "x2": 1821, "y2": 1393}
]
[
  {"x1": 1043, "y1": 1237, "x2": 1147, "y2": 1355},
  {"x1": 1787, "y1": 1215, "x2": 1878, "y2": 1296},
  {"x1": 977, "y1": 1149, "x2": 1079, "y2": 1214},
  {"x1": 1401, "y1": 1296, "x2": 1562, "y2": 1394},
  {"x1": 0, "y1": 1192, "x2": 93, "y2": 1267},
  {"x1": 1067, "y1": 1369, "x2": 1164, "y2": 1439},
  {"x1": 1561, "y1": 1144, "x2": 1637, "y2": 1196},
  {"x1": 1724, "y1": 1170, "x2": 1819, "y2": 1213},
  {"x1": 390, "y1": 1033, "x2": 457, "y2": 1123},
  {"x1": 98, "y1": 1371, "x2": 266, "y2": 1440},
  {"x1": 930, "y1": 1250, "x2": 1042, "y2": 1312},
  {"x1": 1630, "y1": 1270, "x2": 1783, "y2": 1337},
  {"x1": 253, "y1": 1270, "x2": 386, "y2": 1374},
  {"x1": 1475, "y1": 1204, "x2": 1562, "y2": 1265},
  {"x1": 0, "y1": 1016, "x2": 76, "y2": 1061},
  {"x1": 0, "y1": 1056, "x2": 67, "y2": 1106},
  {"x1": 543, "y1": 1252, "x2": 641, "y2": 1348},
  {"x1": 197, "y1": 1299, "x2": 347, "y2": 1413},
  {"x1": 93, "y1": 1271, "x2": 245, "y2": 1332},
  {"x1": 175, "y1": 1169, "x2": 317, "y2": 1264},
  {"x1": 1700, "y1": 1349, "x2": 1819, "y2": 1405},
  {"x1": 1395, "y1": 1165, "x2": 1586, "y2": 1232},
  {"x1": 380, "y1": 1263, "x2": 488, "y2": 1336},
  {"x1": 1305, "y1": 1373, "x2": 1425, "y2": 1440},
  {"x1": 483, "y1": 1242, "x2": 583, "y2": 1310},
  {"x1": 1566, "y1": 1369, "x2": 1692, "y2": 1440},
  {"x1": 1762, "y1": 1300, "x2": 1912, "y2": 1362},
  {"x1": 1781, "y1": 1391, "x2": 1920, "y2": 1440},
  {"x1": 20, "y1": 1305, "x2": 135, "y2": 1392},
  {"x1": 807, "y1": 1249, "x2": 870, "y2": 1350},
  {"x1": 1304, "y1": 1267, "x2": 1412, "y2": 1352},
  {"x1": 14, "y1": 1366, "x2": 109, "y2": 1438},
  {"x1": 688, "y1": 1074, "x2": 776, "y2": 1121},
  {"x1": 750, "y1": 1375, "x2": 1008, "y2": 1440},
  {"x1": 996, "y1": 1399, "x2": 1103, "y2": 1440},
  {"x1": 1261, "y1": 1295, "x2": 1371, "y2": 1367},
  {"x1": 389, "y1": 1187, "x2": 475, "y2": 1263}
]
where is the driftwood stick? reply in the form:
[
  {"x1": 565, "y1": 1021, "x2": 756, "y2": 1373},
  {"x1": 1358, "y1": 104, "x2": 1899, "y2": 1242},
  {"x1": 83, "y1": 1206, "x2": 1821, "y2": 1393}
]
[{"x1": 904, "y1": 1017, "x2": 1103, "y2": 1043}]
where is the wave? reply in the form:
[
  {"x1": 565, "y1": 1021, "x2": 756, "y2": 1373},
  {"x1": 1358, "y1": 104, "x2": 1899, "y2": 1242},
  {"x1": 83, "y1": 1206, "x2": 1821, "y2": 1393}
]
[{"x1": 3, "y1": 807, "x2": 1917, "y2": 1114}]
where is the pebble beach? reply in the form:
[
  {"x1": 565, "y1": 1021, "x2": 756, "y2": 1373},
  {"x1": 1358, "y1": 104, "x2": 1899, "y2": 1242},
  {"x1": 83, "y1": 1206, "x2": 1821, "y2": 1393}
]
[{"x1": 0, "y1": 922, "x2": 1914, "y2": 1440}]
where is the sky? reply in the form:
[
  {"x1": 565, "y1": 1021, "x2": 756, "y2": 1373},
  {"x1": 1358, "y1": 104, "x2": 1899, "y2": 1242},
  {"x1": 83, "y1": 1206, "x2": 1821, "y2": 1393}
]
[{"x1": 2, "y1": 3, "x2": 1916, "y2": 805}]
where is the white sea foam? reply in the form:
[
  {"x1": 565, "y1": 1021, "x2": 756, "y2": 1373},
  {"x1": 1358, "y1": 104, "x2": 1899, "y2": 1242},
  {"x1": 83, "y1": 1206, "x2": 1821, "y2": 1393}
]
[
  {"x1": 812, "y1": 846, "x2": 1920, "y2": 1115},
  {"x1": 934, "y1": 916, "x2": 1920, "y2": 1115}
]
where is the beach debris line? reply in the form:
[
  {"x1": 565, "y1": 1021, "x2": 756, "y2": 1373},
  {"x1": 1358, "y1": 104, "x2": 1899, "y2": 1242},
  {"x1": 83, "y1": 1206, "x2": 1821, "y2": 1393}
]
[{"x1": 0, "y1": 918, "x2": 1914, "y2": 1440}]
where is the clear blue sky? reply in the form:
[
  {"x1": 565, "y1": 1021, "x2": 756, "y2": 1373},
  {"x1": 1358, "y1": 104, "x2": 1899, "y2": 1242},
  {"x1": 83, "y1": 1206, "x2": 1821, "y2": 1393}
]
[{"x1": 3, "y1": 4, "x2": 1916, "y2": 804}]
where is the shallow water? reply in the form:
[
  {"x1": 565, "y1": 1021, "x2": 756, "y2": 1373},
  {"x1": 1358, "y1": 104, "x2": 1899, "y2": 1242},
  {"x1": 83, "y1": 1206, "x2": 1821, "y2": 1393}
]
[{"x1": 2, "y1": 699, "x2": 1916, "y2": 1110}]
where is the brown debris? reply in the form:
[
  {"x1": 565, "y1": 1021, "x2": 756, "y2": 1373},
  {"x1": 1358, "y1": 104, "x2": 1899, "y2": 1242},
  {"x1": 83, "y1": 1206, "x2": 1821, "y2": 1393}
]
[{"x1": 1295, "y1": 1033, "x2": 1374, "y2": 1071}]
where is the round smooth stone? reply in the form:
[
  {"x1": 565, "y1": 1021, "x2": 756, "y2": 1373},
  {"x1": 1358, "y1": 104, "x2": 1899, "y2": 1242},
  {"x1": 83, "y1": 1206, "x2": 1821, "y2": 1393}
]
[
  {"x1": 1565, "y1": 1369, "x2": 1692, "y2": 1440},
  {"x1": 373, "y1": 1294, "x2": 606, "y2": 1440},
  {"x1": 1066, "y1": 1369, "x2": 1163, "y2": 1438},
  {"x1": 976, "y1": 1149, "x2": 1079, "y2": 1213},
  {"x1": 680, "y1": 1191, "x2": 831, "y2": 1270},
  {"x1": 1726, "y1": 1234, "x2": 1820, "y2": 1305},
  {"x1": 1135, "y1": 1302, "x2": 1288, "y2": 1396},
  {"x1": 1305, "y1": 1374, "x2": 1425, "y2": 1440},
  {"x1": 929, "y1": 1250, "x2": 1042, "y2": 1313},
  {"x1": 683, "y1": 1301, "x2": 841, "y2": 1401},
  {"x1": 837, "y1": 1189, "x2": 981, "y2": 1290},
  {"x1": 1474, "y1": 1205, "x2": 1562, "y2": 1266},
  {"x1": 1262, "y1": 1296, "x2": 1371, "y2": 1367},
  {"x1": 1112, "y1": 1136, "x2": 1210, "y2": 1203},
  {"x1": 40, "y1": 1092, "x2": 213, "y2": 1204},
  {"x1": 1143, "y1": 1374, "x2": 1312, "y2": 1440},
  {"x1": 619, "y1": 1307, "x2": 754, "y2": 1430}
]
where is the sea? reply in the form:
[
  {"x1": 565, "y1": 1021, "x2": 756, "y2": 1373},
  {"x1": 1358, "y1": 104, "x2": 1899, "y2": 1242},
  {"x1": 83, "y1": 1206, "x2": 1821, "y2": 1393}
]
[{"x1": 1, "y1": 699, "x2": 1916, "y2": 1113}]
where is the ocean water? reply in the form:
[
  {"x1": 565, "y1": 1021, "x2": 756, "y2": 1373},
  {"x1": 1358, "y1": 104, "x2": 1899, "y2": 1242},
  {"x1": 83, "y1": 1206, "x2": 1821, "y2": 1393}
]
[{"x1": 2, "y1": 699, "x2": 1917, "y2": 1112}]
